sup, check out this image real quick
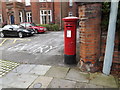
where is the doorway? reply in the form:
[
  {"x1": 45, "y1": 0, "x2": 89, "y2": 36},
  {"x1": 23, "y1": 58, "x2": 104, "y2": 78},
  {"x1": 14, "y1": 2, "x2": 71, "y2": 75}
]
[{"x1": 10, "y1": 15, "x2": 14, "y2": 24}]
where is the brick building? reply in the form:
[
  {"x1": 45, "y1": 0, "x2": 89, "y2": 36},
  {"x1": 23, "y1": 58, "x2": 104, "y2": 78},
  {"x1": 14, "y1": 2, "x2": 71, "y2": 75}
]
[
  {"x1": 0, "y1": 1, "x2": 3, "y2": 27},
  {"x1": 0, "y1": 0, "x2": 78, "y2": 27}
]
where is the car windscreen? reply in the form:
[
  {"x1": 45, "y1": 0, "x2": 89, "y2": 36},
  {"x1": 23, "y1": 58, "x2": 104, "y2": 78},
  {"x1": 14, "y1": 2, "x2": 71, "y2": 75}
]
[
  {"x1": 31, "y1": 23, "x2": 37, "y2": 26},
  {"x1": 21, "y1": 23, "x2": 31, "y2": 27},
  {"x1": 11, "y1": 25, "x2": 20, "y2": 29},
  {"x1": 3, "y1": 25, "x2": 19, "y2": 29}
]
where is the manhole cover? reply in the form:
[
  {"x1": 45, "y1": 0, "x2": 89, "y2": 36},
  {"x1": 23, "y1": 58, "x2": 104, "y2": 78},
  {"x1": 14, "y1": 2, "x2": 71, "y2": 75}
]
[{"x1": 33, "y1": 83, "x2": 42, "y2": 88}]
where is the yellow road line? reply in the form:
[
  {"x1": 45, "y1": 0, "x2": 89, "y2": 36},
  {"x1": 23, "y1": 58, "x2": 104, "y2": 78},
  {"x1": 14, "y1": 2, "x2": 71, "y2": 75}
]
[
  {"x1": 0, "y1": 38, "x2": 31, "y2": 46},
  {"x1": 13, "y1": 39, "x2": 17, "y2": 43},
  {"x1": 0, "y1": 38, "x2": 31, "y2": 41},
  {"x1": 0, "y1": 39, "x2": 7, "y2": 46}
]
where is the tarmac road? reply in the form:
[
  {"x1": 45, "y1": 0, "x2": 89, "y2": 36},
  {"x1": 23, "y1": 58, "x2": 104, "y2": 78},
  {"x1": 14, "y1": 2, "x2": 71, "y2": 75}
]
[{"x1": 0, "y1": 30, "x2": 79, "y2": 66}]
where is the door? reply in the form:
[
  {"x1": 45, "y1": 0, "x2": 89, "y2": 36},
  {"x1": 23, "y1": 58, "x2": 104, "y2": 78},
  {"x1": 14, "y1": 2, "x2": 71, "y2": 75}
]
[{"x1": 10, "y1": 15, "x2": 14, "y2": 24}]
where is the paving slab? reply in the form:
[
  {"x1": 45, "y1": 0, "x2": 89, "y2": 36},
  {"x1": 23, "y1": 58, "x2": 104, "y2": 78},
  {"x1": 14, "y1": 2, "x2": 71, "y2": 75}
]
[
  {"x1": 29, "y1": 76, "x2": 53, "y2": 88},
  {"x1": 12, "y1": 64, "x2": 36, "y2": 74},
  {"x1": 0, "y1": 85, "x2": 2, "y2": 90},
  {"x1": 45, "y1": 66, "x2": 69, "y2": 78},
  {"x1": 0, "y1": 78, "x2": 2, "y2": 85},
  {"x1": 75, "y1": 82, "x2": 104, "y2": 88},
  {"x1": 1, "y1": 72, "x2": 38, "y2": 88},
  {"x1": 29, "y1": 65, "x2": 51, "y2": 75},
  {"x1": 48, "y1": 78, "x2": 76, "y2": 88},
  {"x1": 65, "y1": 69, "x2": 89, "y2": 83},
  {"x1": 0, "y1": 84, "x2": 13, "y2": 88},
  {"x1": 89, "y1": 73, "x2": 118, "y2": 88}
]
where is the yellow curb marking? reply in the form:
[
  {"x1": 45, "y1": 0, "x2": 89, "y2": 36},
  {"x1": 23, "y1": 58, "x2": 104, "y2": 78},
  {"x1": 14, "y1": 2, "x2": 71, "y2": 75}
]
[
  {"x1": 0, "y1": 39, "x2": 7, "y2": 46},
  {"x1": 0, "y1": 38, "x2": 31, "y2": 46}
]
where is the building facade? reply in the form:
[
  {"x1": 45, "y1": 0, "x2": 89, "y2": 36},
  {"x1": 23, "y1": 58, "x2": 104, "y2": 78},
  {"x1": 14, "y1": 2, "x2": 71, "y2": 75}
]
[
  {"x1": 0, "y1": 1, "x2": 3, "y2": 27},
  {"x1": 1, "y1": 0, "x2": 77, "y2": 27}
]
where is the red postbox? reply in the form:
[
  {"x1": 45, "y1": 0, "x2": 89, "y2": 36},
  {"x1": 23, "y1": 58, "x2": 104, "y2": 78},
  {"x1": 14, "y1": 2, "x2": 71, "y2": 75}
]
[{"x1": 62, "y1": 17, "x2": 79, "y2": 64}]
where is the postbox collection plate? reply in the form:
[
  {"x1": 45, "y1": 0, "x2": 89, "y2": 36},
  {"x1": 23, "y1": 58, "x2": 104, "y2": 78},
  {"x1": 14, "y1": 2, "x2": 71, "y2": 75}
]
[{"x1": 67, "y1": 30, "x2": 71, "y2": 38}]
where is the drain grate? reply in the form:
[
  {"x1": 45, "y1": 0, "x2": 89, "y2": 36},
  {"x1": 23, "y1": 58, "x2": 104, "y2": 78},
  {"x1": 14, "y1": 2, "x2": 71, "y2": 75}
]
[{"x1": 0, "y1": 59, "x2": 20, "y2": 77}]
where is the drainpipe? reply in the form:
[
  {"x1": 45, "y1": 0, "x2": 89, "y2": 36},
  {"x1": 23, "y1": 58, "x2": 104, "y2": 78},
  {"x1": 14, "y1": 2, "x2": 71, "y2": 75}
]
[
  {"x1": 69, "y1": 0, "x2": 73, "y2": 16},
  {"x1": 103, "y1": 0, "x2": 119, "y2": 75},
  {"x1": 60, "y1": 0, "x2": 62, "y2": 30}
]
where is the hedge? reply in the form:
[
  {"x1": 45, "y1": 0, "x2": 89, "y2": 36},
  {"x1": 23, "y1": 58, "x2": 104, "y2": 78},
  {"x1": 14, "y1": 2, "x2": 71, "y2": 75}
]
[{"x1": 37, "y1": 24, "x2": 59, "y2": 31}]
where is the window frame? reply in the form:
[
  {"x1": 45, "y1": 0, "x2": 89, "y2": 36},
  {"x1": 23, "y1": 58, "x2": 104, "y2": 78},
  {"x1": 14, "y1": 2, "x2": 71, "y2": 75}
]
[
  {"x1": 0, "y1": 14, "x2": 3, "y2": 23},
  {"x1": 16, "y1": 0, "x2": 22, "y2": 2},
  {"x1": 26, "y1": 12, "x2": 32, "y2": 22},
  {"x1": 19, "y1": 11, "x2": 23, "y2": 23},
  {"x1": 40, "y1": 10, "x2": 52, "y2": 24},
  {"x1": 39, "y1": 0, "x2": 51, "y2": 2},
  {"x1": 25, "y1": 0, "x2": 31, "y2": 6}
]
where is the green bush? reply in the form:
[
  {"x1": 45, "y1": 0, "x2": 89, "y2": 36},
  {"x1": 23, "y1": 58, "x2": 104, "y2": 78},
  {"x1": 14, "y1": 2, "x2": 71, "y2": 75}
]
[
  {"x1": 101, "y1": 2, "x2": 120, "y2": 32},
  {"x1": 37, "y1": 24, "x2": 59, "y2": 31}
]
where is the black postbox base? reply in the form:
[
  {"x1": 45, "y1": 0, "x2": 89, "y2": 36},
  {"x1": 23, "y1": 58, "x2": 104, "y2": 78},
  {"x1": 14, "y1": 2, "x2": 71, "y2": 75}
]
[{"x1": 64, "y1": 54, "x2": 77, "y2": 64}]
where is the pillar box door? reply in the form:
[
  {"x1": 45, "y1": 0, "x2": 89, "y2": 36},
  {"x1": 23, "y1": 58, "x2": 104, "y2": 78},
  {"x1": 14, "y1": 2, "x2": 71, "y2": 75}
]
[{"x1": 62, "y1": 17, "x2": 79, "y2": 64}]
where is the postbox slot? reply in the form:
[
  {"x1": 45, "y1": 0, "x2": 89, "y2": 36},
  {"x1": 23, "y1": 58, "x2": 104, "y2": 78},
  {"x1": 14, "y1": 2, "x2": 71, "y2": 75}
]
[{"x1": 66, "y1": 26, "x2": 72, "y2": 27}]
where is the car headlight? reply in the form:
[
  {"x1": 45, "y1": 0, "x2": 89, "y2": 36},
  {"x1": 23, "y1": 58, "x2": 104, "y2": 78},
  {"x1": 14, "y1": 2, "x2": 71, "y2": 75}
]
[
  {"x1": 40, "y1": 28, "x2": 43, "y2": 30},
  {"x1": 44, "y1": 28, "x2": 47, "y2": 31}
]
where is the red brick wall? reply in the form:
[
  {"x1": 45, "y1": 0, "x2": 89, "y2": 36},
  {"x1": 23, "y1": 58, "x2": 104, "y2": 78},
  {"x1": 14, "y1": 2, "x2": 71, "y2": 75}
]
[
  {"x1": 25, "y1": 6, "x2": 31, "y2": 11},
  {"x1": 31, "y1": 2, "x2": 53, "y2": 24},
  {"x1": 54, "y1": 2, "x2": 69, "y2": 27},
  {"x1": 54, "y1": 2, "x2": 61, "y2": 25},
  {"x1": 0, "y1": 1, "x2": 2, "y2": 26},
  {"x1": 101, "y1": 31, "x2": 120, "y2": 75},
  {"x1": 2, "y1": 2, "x2": 7, "y2": 23},
  {"x1": 78, "y1": 3, "x2": 102, "y2": 65},
  {"x1": 31, "y1": 2, "x2": 40, "y2": 24},
  {"x1": 78, "y1": 3, "x2": 120, "y2": 74}
]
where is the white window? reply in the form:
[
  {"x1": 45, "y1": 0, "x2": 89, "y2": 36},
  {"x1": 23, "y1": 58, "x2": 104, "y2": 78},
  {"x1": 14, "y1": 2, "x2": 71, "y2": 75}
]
[
  {"x1": 26, "y1": 12, "x2": 32, "y2": 22},
  {"x1": 16, "y1": 0, "x2": 22, "y2": 2},
  {"x1": 6, "y1": 0, "x2": 22, "y2": 2},
  {"x1": 19, "y1": 12, "x2": 23, "y2": 23},
  {"x1": 0, "y1": 14, "x2": 2, "y2": 23},
  {"x1": 39, "y1": 0, "x2": 51, "y2": 2},
  {"x1": 25, "y1": 0, "x2": 31, "y2": 6},
  {"x1": 40, "y1": 10, "x2": 52, "y2": 24}
]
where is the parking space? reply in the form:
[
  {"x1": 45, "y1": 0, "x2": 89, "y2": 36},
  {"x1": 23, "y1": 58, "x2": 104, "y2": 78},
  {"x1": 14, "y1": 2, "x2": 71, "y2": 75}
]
[
  {"x1": 1, "y1": 31, "x2": 65, "y2": 66},
  {"x1": 0, "y1": 30, "x2": 79, "y2": 66}
]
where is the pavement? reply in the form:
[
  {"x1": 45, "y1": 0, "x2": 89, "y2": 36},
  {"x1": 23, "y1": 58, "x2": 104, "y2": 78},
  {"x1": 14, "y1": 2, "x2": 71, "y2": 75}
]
[
  {"x1": 0, "y1": 60, "x2": 119, "y2": 89},
  {"x1": 0, "y1": 31, "x2": 119, "y2": 89}
]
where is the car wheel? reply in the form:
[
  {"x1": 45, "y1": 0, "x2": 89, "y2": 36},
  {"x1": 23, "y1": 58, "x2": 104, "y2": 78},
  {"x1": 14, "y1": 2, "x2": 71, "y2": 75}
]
[
  {"x1": 18, "y1": 32, "x2": 23, "y2": 38},
  {"x1": 0, "y1": 32, "x2": 5, "y2": 38}
]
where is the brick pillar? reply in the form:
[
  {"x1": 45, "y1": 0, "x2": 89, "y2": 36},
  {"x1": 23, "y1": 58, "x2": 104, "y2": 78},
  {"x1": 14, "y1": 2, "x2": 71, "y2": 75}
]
[
  {"x1": 78, "y1": 3, "x2": 102, "y2": 72},
  {"x1": 2, "y1": 2, "x2": 7, "y2": 23},
  {"x1": 31, "y1": 0, "x2": 40, "y2": 24}
]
